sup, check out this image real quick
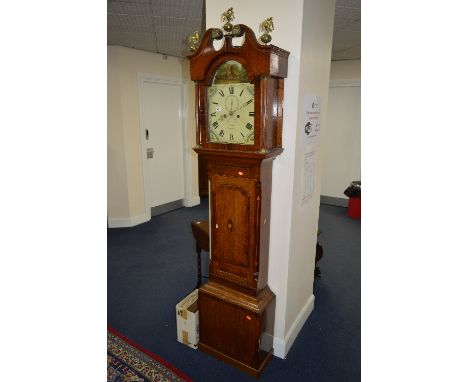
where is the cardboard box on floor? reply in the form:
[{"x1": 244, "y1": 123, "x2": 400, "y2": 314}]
[{"x1": 176, "y1": 289, "x2": 199, "y2": 349}]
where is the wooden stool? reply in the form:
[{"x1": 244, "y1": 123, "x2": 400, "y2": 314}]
[{"x1": 190, "y1": 220, "x2": 209, "y2": 288}]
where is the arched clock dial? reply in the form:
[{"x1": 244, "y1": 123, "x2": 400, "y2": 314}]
[{"x1": 206, "y1": 60, "x2": 255, "y2": 145}]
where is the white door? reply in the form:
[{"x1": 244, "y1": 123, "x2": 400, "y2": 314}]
[{"x1": 139, "y1": 79, "x2": 185, "y2": 214}]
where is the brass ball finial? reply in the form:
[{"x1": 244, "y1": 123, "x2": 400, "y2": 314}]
[
  {"x1": 232, "y1": 24, "x2": 244, "y2": 37},
  {"x1": 259, "y1": 17, "x2": 274, "y2": 44},
  {"x1": 211, "y1": 28, "x2": 224, "y2": 40},
  {"x1": 221, "y1": 7, "x2": 235, "y2": 33}
]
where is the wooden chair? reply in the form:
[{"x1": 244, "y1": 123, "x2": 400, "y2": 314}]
[{"x1": 190, "y1": 220, "x2": 209, "y2": 288}]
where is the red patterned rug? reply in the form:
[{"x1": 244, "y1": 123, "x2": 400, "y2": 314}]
[{"x1": 107, "y1": 327, "x2": 192, "y2": 382}]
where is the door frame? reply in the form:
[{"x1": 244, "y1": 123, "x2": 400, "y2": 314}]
[{"x1": 136, "y1": 73, "x2": 193, "y2": 218}]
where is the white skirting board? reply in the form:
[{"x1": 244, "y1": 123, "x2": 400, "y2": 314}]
[
  {"x1": 108, "y1": 196, "x2": 200, "y2": 228},
  {"x1": 273, "y1": 294, "x2": 315, "y2": 359},
  {"x1": 184, "y1": 196, "x2": 200, "y2": 207},
  {"x1": 107, "y1": 211, "x2": 151, "y2": 228}
]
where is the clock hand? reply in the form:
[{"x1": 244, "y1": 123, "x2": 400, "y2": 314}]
[
  {"x1": 213, "y1": 112, "x2": 228, "y2": 124},
  {"x1": 231, "y1": 99, "x2": 253, "y2": 114}
]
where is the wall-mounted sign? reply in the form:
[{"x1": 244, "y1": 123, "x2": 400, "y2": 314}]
[
  {"x1": 301, "y1": 149, "x2": 316, "y2": 207},
  {"x1": 300, "y1": 94, "x2": 322, "y2": 209},
  {"x1": 301, "y1": 94, "x2": 321, "y2": 148}
]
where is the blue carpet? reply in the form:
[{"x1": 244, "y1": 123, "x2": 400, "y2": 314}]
[{"x1": 108, "y1": 199, "x2": 360, "y2": 381}]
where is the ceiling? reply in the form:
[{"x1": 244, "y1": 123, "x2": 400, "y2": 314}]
[
  {"x1": 107, "y1": 0, "x2": 360, "y2": 61},
  {"x1": 332, "y1": 0, "x2": 360, "y2": 60},
  {"x1": 107, "y1": 0, "x2": 204, "y2": 58}
]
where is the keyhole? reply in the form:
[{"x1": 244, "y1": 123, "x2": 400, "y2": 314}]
[{"x1": 227, "y1": 219, "x2": 233, "y2": 232}]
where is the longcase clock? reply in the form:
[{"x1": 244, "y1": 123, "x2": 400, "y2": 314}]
[{"x1": 188, "y1": 19, "x2": 289, "y2": 378}]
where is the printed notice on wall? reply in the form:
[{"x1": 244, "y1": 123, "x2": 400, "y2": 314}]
[
  {"x1": 301, "y1": 95, "x2": 321, "y2": 148},
  {"x1": 300, "y1": 149, "x2": 316, "y2": 208},
  {"x1": 300, "y1": 95, "x2": 321, "y2": 209}
]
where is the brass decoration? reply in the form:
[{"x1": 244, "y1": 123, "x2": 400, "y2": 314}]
[
  {"x1": 232, "y1": 24, "x2": 244, "y2": 37},
  {"x1": 214, "y1": 8, "x2": 243, "y2": 40},
  {"x1": 221, "y1": 7, "x2": 235, "y2": 33},
  {"x1": 259, "y1": 17, "x2": 274, "y2": 44},
  {"x1": 211, "y1": 28, "x2": 224, "y2": 40},
  {"x1": 188, "y1": 31, "x2": 200, "y2": 52}
]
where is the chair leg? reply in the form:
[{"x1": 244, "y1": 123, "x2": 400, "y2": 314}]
[
  {"x1": 315, "y1": 242, "x2": 323, "y2": 277},
  {"x1": 196, "y1": 245, "x2": 202, "y2": 289}
]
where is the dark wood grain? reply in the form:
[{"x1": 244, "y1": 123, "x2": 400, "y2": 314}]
[
  {"x1": 198, "y1": 281, "x2": 275, "y2": 377},
  {"x1": 210, "y1": 174, "x2": 256, "y2": 287},
  {"x1": 197, "y1": 156, "x2": 209, "y2": 197}
]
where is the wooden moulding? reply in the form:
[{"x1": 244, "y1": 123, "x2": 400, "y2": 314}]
[
  {"x1": 193, "y1": 146, "x2": 284, "y2": 160},
  {"x1": 188, "y1": 24, "x2": 289, "y2": 82},
  {"x1": 199, "y1": 280, "x2": 274, "y2": 314}
]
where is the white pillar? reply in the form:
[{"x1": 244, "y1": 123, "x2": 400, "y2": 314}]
[{"x1": 206, "y1": 0, "x2": 336, "y2": 358}]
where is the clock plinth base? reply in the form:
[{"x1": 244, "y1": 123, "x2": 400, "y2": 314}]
[
  {"x1": 198, "y1": 342, "x2": 273, "y2": 379},
  {"x1": 198, "y1": 281, "x2": 276, "y2": 378}
]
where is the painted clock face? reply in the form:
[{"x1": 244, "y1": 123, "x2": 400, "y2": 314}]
[{"x1": 207, "y1": 61, "x2": 254, "y2": 145}]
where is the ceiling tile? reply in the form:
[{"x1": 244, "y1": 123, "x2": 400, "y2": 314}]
[
  {"x1": 335, "y1": 0, "x2": 361, "y2": 8},
  {"x1": 108, "y1": 31, "x2": 157, "y2": 52},
  {"x1": 108, "y1": 14, "x2": 153, "y2": 30},
  {"x1": 335, "y1": 6, "x2": 361, "y2": 20},
  {"x1": 151, "y1": 0, "x2": 203, "y2": 18},
  {"x1": 345, "y1": 19, "x2": 360, "y2": 32},
  {"x1": 333, "y1": 16, "x2": 354, "y2": 31},
  {"x1": 108, "y1": 1, "x2": 152, "y2": 16},
  {"x1": 332, "y1": 44, "x2": 361, "y2": 60},
  {"x1": 332, "y1": 30, "x2": 360, "y2": 50},
  {"x1": 108, "y1": 0, "x2": 150, "y2": 3}
]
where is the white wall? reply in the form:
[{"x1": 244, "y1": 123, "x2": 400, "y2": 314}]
[
  {"x1": 321, "y1": 60, "x2": 361, "y2": 200},
  {"x1": 107, "y1": 46, "x2": 199, "y2": 226},
  {"x1": 108, "y1": 48, "x2": 129, "y2": 219},
  {"x1": 206, "y1": 0, "x2": 335, "y2": 358},
  {"x1": 285, "y1": 0, "x2": 336, "y2": 346},
  {"x1": 330, "y1": 59, "x2": 360, "y2": 81}
]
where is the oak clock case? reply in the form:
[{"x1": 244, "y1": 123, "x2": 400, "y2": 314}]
[{"x1": 188, "y1": 24, "x2": 289, "y2": 378}]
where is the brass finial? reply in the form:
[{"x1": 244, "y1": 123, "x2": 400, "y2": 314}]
[
  {"x1": 221, "y1": 7, "x2": 235, "y2": 33},
  {"x1": 188, "y1": 31, "x2": 200, "y2": 52},
  {"x1": 232, "y1": 24, "x2": 244, "y2": 37},
  {"x1": 259, "y1": 17, "x2": 274, "y2": 44},
  {"x1": 211, "y1": 28, "x2": 224, "y2": 40}
]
